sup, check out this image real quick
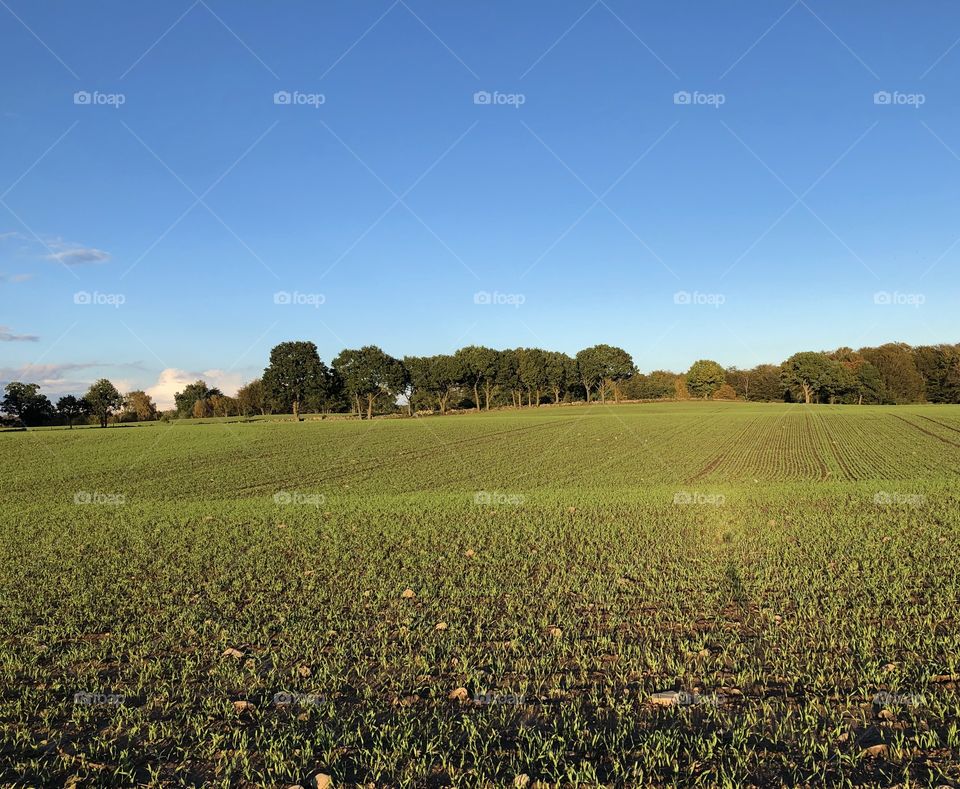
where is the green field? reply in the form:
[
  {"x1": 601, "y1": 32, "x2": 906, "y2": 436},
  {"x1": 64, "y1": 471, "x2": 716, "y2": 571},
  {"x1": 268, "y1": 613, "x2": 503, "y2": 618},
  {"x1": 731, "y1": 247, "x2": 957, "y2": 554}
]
[{"x1": 2, "y1": 402, "x2": 959, "y2": 786}]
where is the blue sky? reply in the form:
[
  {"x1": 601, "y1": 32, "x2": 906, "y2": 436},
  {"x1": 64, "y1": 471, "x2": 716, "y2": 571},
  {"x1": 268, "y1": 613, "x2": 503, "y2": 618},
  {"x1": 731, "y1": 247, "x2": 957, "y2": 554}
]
[{"x1": 2, "y1": 1, "x2": 959, "y2": 406}]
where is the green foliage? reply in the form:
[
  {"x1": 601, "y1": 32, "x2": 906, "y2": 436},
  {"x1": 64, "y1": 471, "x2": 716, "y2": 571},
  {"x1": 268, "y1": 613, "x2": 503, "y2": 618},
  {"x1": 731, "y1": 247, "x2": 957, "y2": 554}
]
[
  {"x1": 83, "y1": 379, "x2": 123, "y2": 428},
  {"x1": 174, "y1": 380, "x2": 223, "y2": 418},
  {"x1": 685, "y1": 359, "x2": 726, "y2": 399},
  {"x1": 333, "y1": 346, "x2": 406, "y2": 418},
  {"x1": 263, "y1": 341, "x2": 331, "y2": 420},
  {"x1": 1, "y1": 382, "x2": 54, "y2": 427}
]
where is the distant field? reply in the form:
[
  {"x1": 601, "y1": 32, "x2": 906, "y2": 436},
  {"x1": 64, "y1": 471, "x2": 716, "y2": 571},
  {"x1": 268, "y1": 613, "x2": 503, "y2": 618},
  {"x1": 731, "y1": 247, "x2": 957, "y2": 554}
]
[{"x1": 2, "y1": 402, "x2": 958, "y2": 786}]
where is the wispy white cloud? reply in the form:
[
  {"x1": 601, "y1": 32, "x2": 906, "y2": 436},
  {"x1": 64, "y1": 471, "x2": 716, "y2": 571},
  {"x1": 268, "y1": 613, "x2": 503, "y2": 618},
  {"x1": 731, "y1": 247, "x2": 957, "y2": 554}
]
[
  {"x1": 44, "y1": 241, "x2": 111, "y2": 265},
  {"x1": 0, "y1": 272, "x2": 34, "y2": 283},
  {"x1": 0, "y1": 325, "x2": 39, "y2": 342},
  {"x1": 1, "y1": 233, "x2": 112, "y2": 265}
]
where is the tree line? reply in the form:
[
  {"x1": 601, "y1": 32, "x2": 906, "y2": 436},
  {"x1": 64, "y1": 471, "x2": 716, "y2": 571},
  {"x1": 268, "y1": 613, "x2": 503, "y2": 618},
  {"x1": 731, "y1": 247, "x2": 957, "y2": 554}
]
[{"x1": 2, "y1": 341, "x2": 959, "y2": 428}]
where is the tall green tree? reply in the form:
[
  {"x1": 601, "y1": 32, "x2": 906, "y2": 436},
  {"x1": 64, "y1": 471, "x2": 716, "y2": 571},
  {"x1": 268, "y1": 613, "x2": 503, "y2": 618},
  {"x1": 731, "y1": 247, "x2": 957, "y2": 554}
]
[
  {"x1": 455, "y1": 346, "x2": 498, "y2": 410},
  {"x1": 518, "y1": 348, "x2": 549, "y2": 407},
  {"x1": 1, "y1": 382, "x2": 54, "y2": 427},
  {"x1": 780, "y1": 352, "x2": 842, "y2": 404},
  {"x1": 263, "y1": 341, "x2": 329, "y2": 420},
  {"x1": 576, "y1": 345, "x2": 634, "y2": 403},
  {"x1": 685, "y1": 359, "x2": 726, "y2": 399},
  {"x1": 333, "y1": 346, "x2": 406, "y2": 419},
  {"x1": 84, "y1": 379, "x2": 123, "y2": 427},
  {"x1": 56, "y1": 395, "x2": 87, "y2": 428}
]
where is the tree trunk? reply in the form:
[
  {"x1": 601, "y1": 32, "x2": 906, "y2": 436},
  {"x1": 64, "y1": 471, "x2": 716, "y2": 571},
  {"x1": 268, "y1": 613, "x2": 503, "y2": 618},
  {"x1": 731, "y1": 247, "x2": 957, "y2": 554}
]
[
  {"x1": 293, "y1": 399, "x2": 300, "y2": 421},
  {"x1": 367, "y1": 394, "x2": 374, "y2": 420},
  {"x1": 484, "y1": 383, "x2": 493, "y2": 410},
  {"x1": 553, "y1": 387, "x2": 560, "y2": 403},
  {"x1": 585, "y1": 384, "x2": 592, "y2": 403},
  {"x1": 473, "y1": 383, "x2": 480, "y2": 411}
]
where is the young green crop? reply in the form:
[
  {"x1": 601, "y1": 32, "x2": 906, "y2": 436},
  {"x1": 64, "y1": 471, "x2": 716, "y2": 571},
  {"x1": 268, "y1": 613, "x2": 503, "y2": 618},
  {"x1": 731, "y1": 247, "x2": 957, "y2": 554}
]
[{"x1": 0, "y1": 402, "x2": 958, "y2": 785}]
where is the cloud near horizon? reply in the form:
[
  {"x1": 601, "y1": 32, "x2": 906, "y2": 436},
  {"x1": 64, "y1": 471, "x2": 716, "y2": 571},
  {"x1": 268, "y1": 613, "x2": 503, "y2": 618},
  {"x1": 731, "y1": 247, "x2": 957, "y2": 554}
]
[
  {"x1": 0, "y1": 325, "x2": 39, "y2": 342},
  {"x1": 146, "y1": 368, "x2": 246, "y2": 411}
]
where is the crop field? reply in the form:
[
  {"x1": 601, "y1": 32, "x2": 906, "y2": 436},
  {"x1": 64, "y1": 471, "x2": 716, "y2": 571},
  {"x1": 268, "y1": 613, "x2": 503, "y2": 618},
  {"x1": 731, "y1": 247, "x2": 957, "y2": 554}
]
[{"x1": 1, "y1": 401, "x2": 959, "y2": 787}]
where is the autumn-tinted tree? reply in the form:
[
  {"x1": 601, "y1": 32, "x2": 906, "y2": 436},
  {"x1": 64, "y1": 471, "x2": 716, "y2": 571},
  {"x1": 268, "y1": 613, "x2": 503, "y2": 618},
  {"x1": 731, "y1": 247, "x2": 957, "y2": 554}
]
[
  {"x1": 685, "y1": 359, "x2": 726, "y2": 399},
  {"x1": 209, "y1": 394, "x2": 237, "y2": 418},
  {"x1": 860, "y1": 343, "x2": 924, "y2": 404},
  {"x1": 236, "y1": 378, "x2": 269, "y2": 416},
  {"x1": 1, "y1": 382, "x2": 54, "y2": 427},
  {"x1": 56, "y1": 395, "x2": 87, "y2": 428},
  {"x1": 263, "y1": 341, "x2": 329, "y2": 420},
  {"x1": 84, "y1": 379, "x2": 123, "y2": 428},
  {"x1": 174, "y1": 381, "x2": 223, "y2": 418},
  {"x1": 123, "y1": 390, "x2": 157, "y2": 421}
]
